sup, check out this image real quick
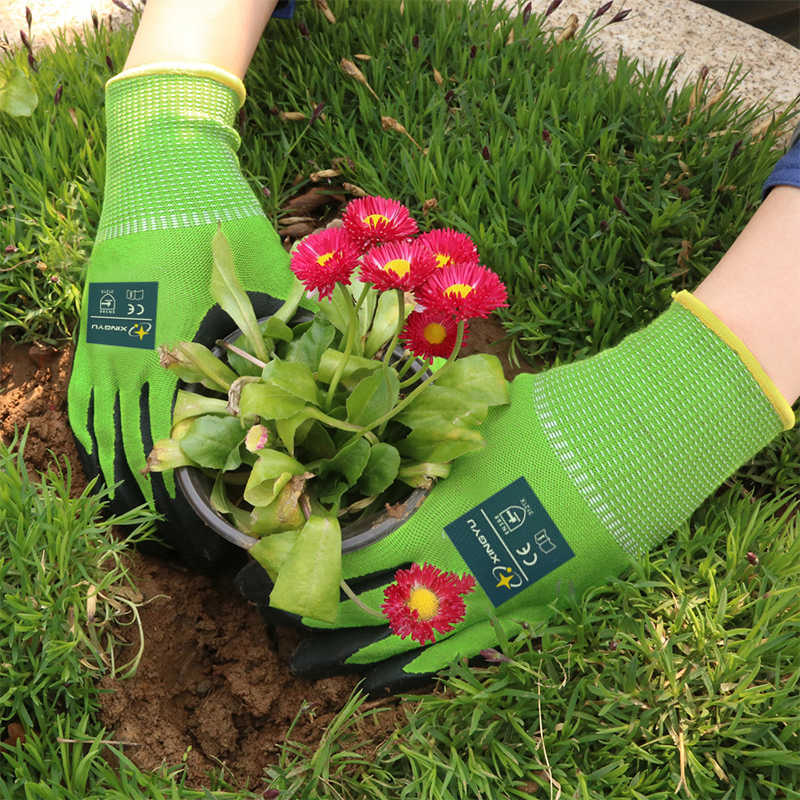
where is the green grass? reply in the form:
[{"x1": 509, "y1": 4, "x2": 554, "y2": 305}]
[{"x1": 3, "y1": 0, "x2": 800, "y2": 797}]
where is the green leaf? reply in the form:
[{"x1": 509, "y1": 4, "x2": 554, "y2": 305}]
[
  {"x1": 397, "y1": 426, "x2": 486, "y2": 463},
  {"x1": 261, "y1": 317, "x2": 294, "y2": 343},
  {"x1": 269, "y1": 516, "x2": 342, "y2": 623},
  {"x1": 434, "y1": 354, "x2": 510, "y2": 407},
  {"x1": 320, "y1": 436, "x2": 371, "y2": 485},
  {"x1": 285, "y1": 317, "x2": 336, "y2": 371},
  {"x1": 225, "y1": 333, "x2": 264, "y2": 377},
  {"x1": 243, "y1": 449, "x2": 305, "y2": 506},
  {"x1": 179, "y1": 416, "x2": 245, "y2": 470},
  {"x1": 317, "y1": 436, "x2": 371, "y2": 506},
  {"x1": 318, "y1": 349, "x2": 382, "y2": 387},
  {"x1": 239, "y1": 382, "x2": 306, "y2": 422},
  {"x1": 346, "y1": 366, "x2": 400, "y2": 427},
  {"x1": 354, "y1": 279, "x2": 378, "y2": 343},
  {"x1": 172, "y1": 390, "x2": 230, "y2": 427},
  {"x1": 261, "y1": 358, "x2": 320, "y2": 405},
  {"x1": 249, "y1": 477, "x2": 307, "y2": 534},
  {"x1": 364, "y1": 288, "x2": 414, "y2": 357},
  {"x1": 211, "y1": 225, "x2": 269, "y2": 361},
  {"x1": 249, "y1": 530, "x2": 300, "y2": 581},
  {"x1": 159, "y1": 342, "x2": 238, "y2": 392},
  {"x1": 273, "y1": 274, "x2": 307, "y2": 324},
  {"x1": 0, "y1": 67, "x2": 38, "y2": 117},
  {"x1": 275, "y1": 410, "x2": 314, "y2": 455},
  {"x1": 210, "y1": 473, "x2": 233, "y2": 515},
  {"x1": 358, "y1": 443, "x2": 401, "y2": 495},
  {"x1": 398, "y1": 461, "x2": 452, "y2": 488},
  {"x1": 315, "y1": 283, "x2": 352, "y2": 335},
  {"x1": 300, "y1": 422, "x2": 337, "y2": 460},
  {"x1": 395, "y1": 385, "x2": 489, "y2": 430}
]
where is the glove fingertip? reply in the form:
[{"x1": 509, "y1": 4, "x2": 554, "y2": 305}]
[
  {"x1": 362, "y1": 651, "x2": 437, "y2": 697},
  {"x1": 290, "y1": 625, "x2": 392, "y2": 681}
]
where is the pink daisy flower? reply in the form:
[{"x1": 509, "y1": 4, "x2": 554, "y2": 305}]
[
  {"x1": 290, "y1": 227, "x2": 359, "y2": 299},
  {"x1": 417, "y1": 263, "x2": 508, "y2": 321},
  {"x1": 342, "y1": 196, "x2": 418, "y2": 251},
  {"x1": 416, "y1": 228, "x2": 479, "y2": 270},
  {"x1": 400, "y1": 309, "x2": 467, "y2": 360},
  {"x1": 359, "y1": 240, "x2": 437, "y2": 292},
  {"x1": 381, "y1": 563, "x2": 476, "y2": 645}
]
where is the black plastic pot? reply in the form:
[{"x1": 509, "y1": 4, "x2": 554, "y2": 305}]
[{"x1": 175, "y1": 314, "x2": 431, "y2": 556}]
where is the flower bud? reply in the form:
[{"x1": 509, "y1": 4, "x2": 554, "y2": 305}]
[
  {"x1": 480, "y1": 648, "x2": 512, "y2": 664},
  {"x1": 545, "y1": 0, "x2": 563, "y2": 16},
  {"x1": 245, "y1": 424, "x2": 270, "y2": 453},
  {"x1": 594, "y1": 1, "x2": 612, "y2": 18}
]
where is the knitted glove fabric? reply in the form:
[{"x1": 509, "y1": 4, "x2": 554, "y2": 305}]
[
  {"x1": 277, "y1": 292, "x2": 794, "y2": 695},
  {"x1": 68, "y1": 65, "x2": 293, "y2": 563}
]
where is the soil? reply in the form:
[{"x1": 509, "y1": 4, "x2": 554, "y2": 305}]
[{"x1": 0, "y1": 317, "x2": 531, "y2": 791}]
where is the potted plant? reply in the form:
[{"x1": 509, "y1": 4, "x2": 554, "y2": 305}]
[{"x1": 147, "y1": 196, "x2": 509, "y2": 638}]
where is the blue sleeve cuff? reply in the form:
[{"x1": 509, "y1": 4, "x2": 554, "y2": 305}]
[
  {"x1": 272, "y1": 0, "x2": 296, "y2": 19},
  {"x1": 762, "y1": 128, "x2": 800, "y2": 199}
]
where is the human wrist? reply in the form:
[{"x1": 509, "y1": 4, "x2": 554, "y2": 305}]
[{"x1": 122, "y1": 0, "x2": 278, "y2": 79}]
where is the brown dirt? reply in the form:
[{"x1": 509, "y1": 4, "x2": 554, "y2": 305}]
[
  {"x1": 0, "y1": 319, "x2": 530, "y2": 791},
  {"x1": 0, "y1": 340, "x2": 86, "y2": 490}
]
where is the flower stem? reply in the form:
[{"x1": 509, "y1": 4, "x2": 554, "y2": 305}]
[
  {"x1": 215, "y1": 339, "x2": 267, "y2": 369},
  {"x1": 305, "y1": 407, "x2": 378, "y2": 442},
  {"x1": 399, "y1": 358, "x2": 432, "y2": 387},
  {"x1": 396, "y1": 354, "x2": 416, "y2": 380},
  {"x1": 340, "y1": 580, "x2": 384, "y2": 619},
  {"x1": 325, "y1": 284, "x2": 370, "y2": 410},
  {"x1": 359, "y1": 320, "x2": 465, "y2": 433},
  {"x1": 383, "y1": 288, "x2": 406, "y2": 366}
]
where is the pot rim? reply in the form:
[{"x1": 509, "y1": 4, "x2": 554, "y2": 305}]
[{"x1": 175, "y1": 465, "x2": 430, "y2": 553}]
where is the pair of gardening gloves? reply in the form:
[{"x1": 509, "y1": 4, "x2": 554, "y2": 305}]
[{"x1": 68, "y1": 67, "x2": 794, "y2": 695}]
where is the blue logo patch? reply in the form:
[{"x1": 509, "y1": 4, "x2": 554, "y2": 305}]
[
  {"x1": 85, "y1": 282, "x2": 158, "y2": 349},
  {"x1": 444, "y1": 477, "x2": 575, "y2": 608}
]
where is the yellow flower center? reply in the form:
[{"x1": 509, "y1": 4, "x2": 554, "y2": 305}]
[
  {"x1": 434, "y1": 253, "x2": 452, "y2": 269},
  {"x1": 445, "y1": 283, "x2": 474, "y2": 299},
  {"x1": 317, "y1": 251, "x2": 335, "y2": 266},
  {"x1": 423, "y1": 322, "x2": 447, "y2": 344},
  {"x1": 383, "y1": 258, "x2": 411, "y2": 277},
  {"x1": 407, "y1": 586, "x2": 439, "y2": 621},
  {"x1": 363, "y1": 213, "x2": 391, "y2": 227}
]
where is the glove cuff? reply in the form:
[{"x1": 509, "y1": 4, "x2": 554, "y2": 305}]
[
  {"x1": 532, "y1": 291, "x2": 790, "y2": 560},
  {"x1": 106, "y1": 62, "x2": 246, "y2": 108}
]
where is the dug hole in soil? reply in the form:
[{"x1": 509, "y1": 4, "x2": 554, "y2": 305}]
[{"x1": 0, "y1": 318, "x2": 532, "y2": 790}]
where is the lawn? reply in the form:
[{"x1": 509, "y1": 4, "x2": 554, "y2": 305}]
[{"x1": 2, "y1": 0, "x2": 800, "y2": 797}]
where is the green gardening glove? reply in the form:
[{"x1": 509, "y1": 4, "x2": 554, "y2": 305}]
[
  {"x1": 68, "y1": 65, "x2": 294, "y2": 565},
  {"x1": 264, "y1": 292, "x2": 794, "y2": 695}
]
